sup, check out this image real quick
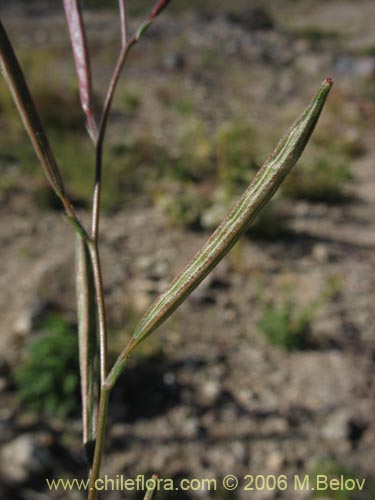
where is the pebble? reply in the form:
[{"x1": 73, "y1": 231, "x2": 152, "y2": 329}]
[
  {"x1": 0, "y1": 433, "x2": 53, "y2": 483},
  {"x1": 321, "y1": 409, "x2": 351, "y2": 441}
]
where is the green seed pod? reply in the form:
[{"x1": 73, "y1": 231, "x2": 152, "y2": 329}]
[{"x1": 107, "y1": 78, "x2": 333, "y2": 388}]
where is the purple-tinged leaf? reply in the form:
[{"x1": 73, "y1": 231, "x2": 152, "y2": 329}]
[{"x1": 63, "y1": 0, "x2": 97, "y2": 142}]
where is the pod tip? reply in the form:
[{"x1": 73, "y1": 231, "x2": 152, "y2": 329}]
[{"x1": 325, "y1": 77, "x2": 334, "y2": 86}]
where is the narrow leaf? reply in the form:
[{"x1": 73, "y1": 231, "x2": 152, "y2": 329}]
[
  {"x1": 76, "y1": 235, "x2": 98, "y2": 465},
  {"x1": 133, "y1": 0, "x2": 173, "y2": 42},
  {"x1": 107, "y1": 78, "x2": 333, "y2": 386},
  {"x1": 134, "y1": 20, "x2": 153, "y2": 42},
  {"x1": 0, "y1": 21, "x2": 88, "y2": 238},
  {"x1": 63, "y1": 0, "x2": 98, "y2": 141},
  {"x1": 0, "y1": 21, "x2": 65, "y2": 198}
]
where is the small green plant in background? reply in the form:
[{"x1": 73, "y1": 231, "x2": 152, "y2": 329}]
[
  {"x1": 282, "y1": 119, "x2": 363, "y2": 203},
  {"x1": 0, "y1": 0, "x2": 333, "y2": 498},
  {"x1": 160, "y1": 184, "x2": 211, "y2": 230},
  {"x1": 122, "y1": 89, "x2": 142, "y2": 115},
  {"x1": 258, "y1": 297, "x2": 317, "y2": 350},
  {"x1": 257, "y1": 275, "x2": 346, "y2": 352},
  {"x1": 216, "y1": 122, "x2": 259, "y2": 196},
  {"x1": 310, "y1": 458, "x2": 375, "y2": 500},
  {"x1": 160, "y1": 119, "x2": 289, "y2": 239},
  {"x1": 283, "y1": 155, "x2": 352, "y2": 203},
  {"x1": 293, "y1": 26, "x2": 341, "y2": 42},
  {"x1": 168, "y1": 119, "x2": 214, "y2": 182},
  {"x1": 14, "y1": 312, "x2": 80, "y2": 418}
]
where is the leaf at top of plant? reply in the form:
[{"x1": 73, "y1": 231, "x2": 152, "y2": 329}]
[
  {"x1": 0, "y1": 21, "x2": 65, "y2": 199},
  {"x1": 134, "y1": 0, "x2": 174, "y2": 42},
  {"x1": 107, "y1": 78, "x2": 333, "y2": 388},
  {"x1": 63, "y1": 0, "x2": 98, "y2": 142},
  {"x1": 76, "y1": 235, "x2": 98, "y2": 465}
]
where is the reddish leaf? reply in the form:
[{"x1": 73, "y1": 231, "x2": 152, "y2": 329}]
[{"x1": 63, "y1": 0, "x2": 97, "y2": 141}]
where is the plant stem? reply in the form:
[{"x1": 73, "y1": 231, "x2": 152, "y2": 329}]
[
  {"x1": 144, "y1": 474, "x2": 158, "y2": 500},
  {"x1": 87, "y1": 28, "x2": 135, "y2": 499},
  {"x1": 119, "y1": 0, "x2": 129, "y2": 47},
  {"x1": 91, "y1": 40, "x2": 133, "y2": 241},
  {"x1": 88, "y1": 241, "x2": 108, "y2": 385},
  {"x1": 87, "y1": 384, "x2": 111, "y2": 500},
  {"x1": 86, "y1": 7, "x2": 175, "y2": 497}
]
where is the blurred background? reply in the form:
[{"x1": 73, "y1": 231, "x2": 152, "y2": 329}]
[{"x1": 0, "y1": 0, "x2": 374, "y2": 499}]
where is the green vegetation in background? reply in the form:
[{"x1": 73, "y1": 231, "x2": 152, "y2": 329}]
[
  {"x1": 292, "y1": 26, "x2": 341, "y2": 42},
  {"x1": 170, "y1": 97, "x2": 194, "y2": 116},
  {"x1": 86, "y1": 0, "x2": 227, "y2": 16},
  {"x1": 352, "y1": 44, "x2": 375, "y2": 57},
  {"x1": 167, "y1": 119, "x2": 214, "y2": 182},
  {"x1": 122, "y1": 90, "x2": 142, "y2": 116},
  {"x1": 283, "y1": 156, "x2": 352, "y2": 203},
  {"x1": 282, "y1": 118, "x2": 362, "y2": 202},
  {"x1": 0, "y1": 77, "x2": 159, "y2": 212},
  {"x1": 1, "y1": 42, "x2": 359, "y2": 217},
  {"x1": 159, "y1": 119, "x2": 289, "y2": 239},
  {"x1": 216, "y1": 122, "x2": 259, "y2": 196},
  {"x1": 258, "y1": 297, "x2": 317, "y2": 350},
  {"x1": 14, "y1": 312, "x2": 80, "y2": 418},
  {"x1": 310, "y1": 458, "x2": 375, "y2": 500},
  {"x1": 160, "y1": 184, "x2": 211, "y2": 231}
]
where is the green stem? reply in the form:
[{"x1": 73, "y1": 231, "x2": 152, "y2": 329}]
[
  {"x1": 87, "y1": 384, "x2": 111, "y2": 500},
  {"x1": 88, "y1": 241, "x2": 108, "y2": 385}
]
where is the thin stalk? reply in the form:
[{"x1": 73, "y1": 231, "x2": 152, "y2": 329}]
[
  {"x1": 86, "y1": 5, "x2": 178, "y2": 497},
  {"x1": 88, "y1": 241, "x2": 108, "y2": 385},
  {"x1": 144, "y1": 474, "x2": 159, "y2": 500},
  {"x1": 87, "y1": 384, "x2": 111, "y2": 500},
  {"x1": 89, "y1": 41, "x2": 134, "y2": 397},
  {"x1": 119, "y1": 0, "x2": 129, "y2": 47},
  {"x1": 91, "y1": 41, "x2": 133, "y2": 240},
  {"x1": 89, "y1": 40, "x2": 135, "y2": 391},
  {"x1": 91, "y1": 0, "x2": 174, "y2": 239},
  {"x1": 91, "y1": 0, "x2": 172, "y2": 239}
]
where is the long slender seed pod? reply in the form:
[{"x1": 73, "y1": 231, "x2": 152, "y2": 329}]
[
  {"x1": 107, "y1": 78, "x2": 333, "y2": 388},
  {"x1": 63, "y1": 0, "x2": 98, "y2": 142},
  {"x1": 75, "y1": 235, "x2": 98, "y2": 466},
  {"x1": 0, "y1": 20, "x2": 65, "y2": 198},
  {"x1": 0, "y1": 20, "x2": 88, "y2": 237}
]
